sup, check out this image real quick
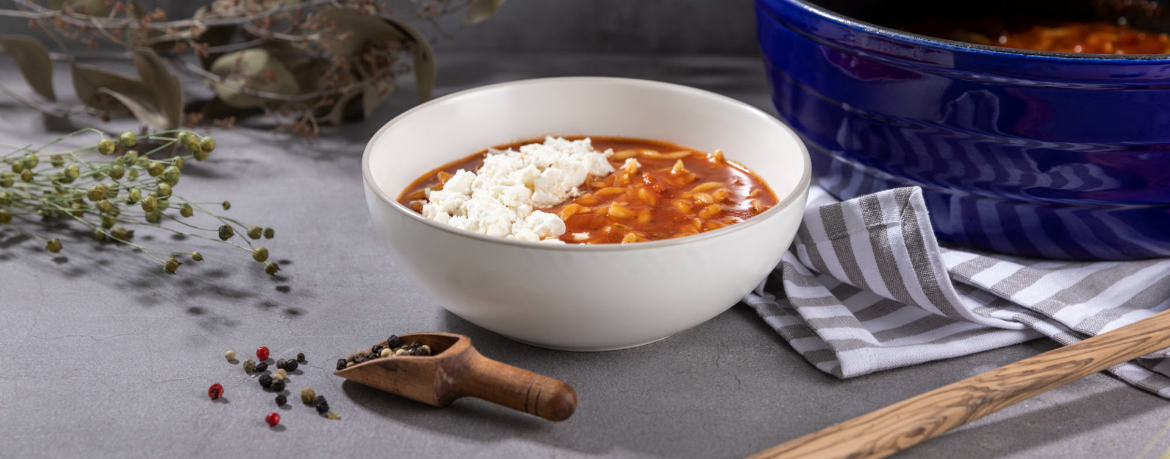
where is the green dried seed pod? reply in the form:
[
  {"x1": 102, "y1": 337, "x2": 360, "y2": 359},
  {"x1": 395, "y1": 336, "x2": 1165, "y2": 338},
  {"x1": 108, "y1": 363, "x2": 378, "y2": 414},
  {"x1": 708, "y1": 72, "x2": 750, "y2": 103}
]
[
  {"x1": 128, "y1": 168, "x2": 139, "y2": 180},
  {"x1": 106, "y1": 183, "x2": 119, "y2": 198},
  {"x1": 127, "y1": 188, "x2": 141, "y2": 204},
  {"x1": 264, "y1": 261, "x2": 280, "y2": 275},
  {"x1": 22, "y1": 153, "x2": 38, "y2": 169},
  {"x1": 164, "y1": 256, "x2": 181, "y2": 274},
  {"x1": 136, "y1": 157, "x2": 149, "y2": 168},
  {"x1": 87, "y1": 184, "x2": 108, "y2": 202},
  {"x1": 0, "y1": 209, "x2": 11, "y2": 224},
  {"x1": 247, "y1": 226, "x2": 262, "y2": 239},
  {"x1": 97, "y1": 138, "x2": 115, "y2": 155},
  {"x1": 190, "y1": 251, "x2": 203, "y2": 261},
  {"x1": 200, "y1": 137, "x2": 216, "y2": 153},
  {"x1": 19, "y1": 169, "x2": 31, "y2": 182},
  {"x1": 10, "y1": 162, "x2": 23, "y2": 173},
  {"x1": 71, "y1": 202, "x2": 85, "y2": 217},
  {"x1": 46, "y1": 238, "x2": 62, "y2": 253},
  {"x1": 222, "y1": 201, "x2": 231, "y2": 211},
  {"x1": 90, "y1": 170, "x2": 104, "y2": 181},
  {"x1": 94, "y1": 228, "x2": 106, "y2": 241},
  {"x1": 100, "y1": 215, "x2": 115, "y2": 228},
  {"x1": 145, "y1": 211, "x2": 162, "y2": 223},
  {"x1": 156, "y1": 183, "x2": 172, "y2": 198},
  {"x1": 96, "y1": 199, "x2": 111, "y2": 213},
  {"x1": 252, "y1": 247, "x2": 269, "y2": 262},
  {"x1": 107, "y1": 205, "x2": 120, "y2": 218},
  {"x1": 141, "y1": 195, "x2": 157, "y2": 212},
  {"x1": 64, "y1": 164, "x2": 79, "y2": 180},
  {"x1": 263, "y1": 227, "x2": 275, "y2": 239},
  {"x1": 120, "y1": 150, "x2": 138, "y2": 165},
  {"x1": 0, "y1": 191, "x2": 11, "y2": 206},
  {"x1": 218, "y1": 224, "x2": 234, "y2": 240},
  {"x1": 111, "y1": 226, "x2": 133, "y2": 240},
  {"x1": 156, "y1": 198, "x2": 169, "y2": 211},
  {"x1": 180, "y1": 204, "x2": 193, "y2": 218},
  {"x1": 118, "y1": 131, "x2": 137, "y2": 147},
  {"x1": 162, "y1": 166, "x2": 180, "y2": 186},
  {"x1": 0, "y1": 171, "x2": 13, "y2": 188},
  {"x1": 147, "y1": 161, "x2": 164, "y2": 177},
  {"x1": 193, "y1": 149, "x2": 209, "y2": 161},
  {"x1": 108, "y1": 164, "x2": 125, "y2": 180},
  {"x1": 50, "y1": 154, "x2": 63, "y2": 167},
  {"x1": 174, "y1": 157, "x2": 185, "y2": 169}
]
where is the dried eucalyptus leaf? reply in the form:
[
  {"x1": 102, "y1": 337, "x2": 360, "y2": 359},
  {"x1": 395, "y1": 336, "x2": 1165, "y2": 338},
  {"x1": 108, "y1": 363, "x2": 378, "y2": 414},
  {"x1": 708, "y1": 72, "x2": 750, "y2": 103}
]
[
  {"x1": 463, "y1": 0, "x2": 506, "y2": 26},
  {"x1": 71, "y1": 63, "x2": 154, "y2": 114},
  {"x1": 0, "y1": 35, "x2": 55, "y2": 101},
  {"x1": 132, "y1": 50, "x2": 183, "y2": 129},
  {"x1": 385, "y1": 18, "x2": 435, "y2": 102},
  {"x1": 209, "y1": 49, "x2": 300, "y2": 109},
  {"x1": 97, "y1": 88, "x2": 169, "y2": 129},
  {"x1": 316, "y1": 7, "x2": 401, "y2": 56},
  {"x1": 361, "y1": 78, "x2": 395, "y2": 118}
]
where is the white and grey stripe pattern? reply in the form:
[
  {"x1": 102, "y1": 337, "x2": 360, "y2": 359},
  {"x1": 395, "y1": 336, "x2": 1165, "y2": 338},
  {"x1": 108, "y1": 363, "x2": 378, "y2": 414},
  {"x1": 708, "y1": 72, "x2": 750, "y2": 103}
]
[{"x1": 744, "y1": 186, "x2": 1170, "y2": 397}]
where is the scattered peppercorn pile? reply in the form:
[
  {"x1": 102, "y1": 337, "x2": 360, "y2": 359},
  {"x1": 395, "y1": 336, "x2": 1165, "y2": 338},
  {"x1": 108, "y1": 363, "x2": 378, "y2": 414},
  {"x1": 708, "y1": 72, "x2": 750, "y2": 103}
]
[
  {"x1": 215, "y1": 347, "x2": 338, "y2": 427},
  {"x1": 336, "y1": 334, "x2": 432, "y2": 371}
]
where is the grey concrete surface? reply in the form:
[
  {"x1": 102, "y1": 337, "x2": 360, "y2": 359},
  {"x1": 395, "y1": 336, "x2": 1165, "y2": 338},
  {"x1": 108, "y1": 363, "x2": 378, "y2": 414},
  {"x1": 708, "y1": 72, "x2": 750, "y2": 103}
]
[{"x1": 1, "y1": 52, "x2": 1169, "y2": 459}]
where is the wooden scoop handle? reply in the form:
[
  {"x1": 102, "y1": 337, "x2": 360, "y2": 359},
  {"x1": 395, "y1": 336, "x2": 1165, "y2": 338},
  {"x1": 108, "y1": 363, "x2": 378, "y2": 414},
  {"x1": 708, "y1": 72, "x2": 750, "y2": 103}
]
[
  {"x1": 750, "y1": 308, "x2": 1170, "y2": 459},
  {"x1": 454, "y1": 348, "x2": 577, "y2": 422}
]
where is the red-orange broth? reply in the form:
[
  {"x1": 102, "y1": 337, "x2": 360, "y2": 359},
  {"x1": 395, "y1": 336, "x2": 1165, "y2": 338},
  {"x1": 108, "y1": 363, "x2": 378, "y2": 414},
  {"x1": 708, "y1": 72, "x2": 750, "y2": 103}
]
[{"x1": 397, "y1": 137, "x2": 780, "y2": 244}]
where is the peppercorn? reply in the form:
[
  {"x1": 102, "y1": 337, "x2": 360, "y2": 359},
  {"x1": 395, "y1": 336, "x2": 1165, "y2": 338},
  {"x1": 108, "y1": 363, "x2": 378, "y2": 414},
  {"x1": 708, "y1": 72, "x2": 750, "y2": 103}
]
[
  {"x1": 274, "y1": 369, "x2": 287, "y2": 380},
  {"x1": 284, "y1": 359, "x2": 298, "y2": 372},
  {"x1": 276, "y1": 359, "x2": 287, "y2": 370},
  {"x1": 270, "y1": 379, "x2": 286, "y2": 392},
  {"x1": 225, "y1": 350, "x2": 236, "y2": 361},
  {"x1": 418, "y1": 345, "x2": 432, "y2": 356},
  {"x1": 380, "y1": 348, "x2": 392, "y2": 358},
  {"x1": 243, "y1": 359, "x2": 257, "y2": 373},
  {"x1": 259, "y1": 374, "x2": 273, "y2": 388},
  {"x1": 275, "y1": 394, "x2": 287, "y2": 406},
  {"x1": 394, "y1": 348, "x2": 408, "y2": 356},
  {"x1": 297, "y1": 352, "x2": 305, "y2": 363},
  {"x1": 371, "y1": 345, "x2": 384, "y2": 355},
  {"x1": 208, "y1": 383, "x2": 224, "y2": 400},
  {"x1": 354, "y1": 355, "x2": 366, "y2": 364},
  {"x1": 300, "y1": 387, "x2": 316, "y2": 404},
  {"x1": 388, "y1": 335, "x2": 402, "y2": 348},
  {"x1": 265, "y1": 412, "x2": 280, "y2": 427},
  {"x1": 255, "y1": 361, "x2": 268, "y2": 372},
  {"x1": 314, "y1": 395, "x2": 329, "y2": 414},
  {"x1": 256, "y1": 346, "x2": 269, "y2": 361},
  {"x1": 345, "y1": 361, "x2": 354, "y2": 368},
  {"x1": 410, "y1": 341, "x2": 422, "y2": 349},
  {"x1": 336, "y1": 359, "x2": 346, "y2": 371},
  {"x1": 346, "y1": 354, "x2": 355, "y2": 363}
]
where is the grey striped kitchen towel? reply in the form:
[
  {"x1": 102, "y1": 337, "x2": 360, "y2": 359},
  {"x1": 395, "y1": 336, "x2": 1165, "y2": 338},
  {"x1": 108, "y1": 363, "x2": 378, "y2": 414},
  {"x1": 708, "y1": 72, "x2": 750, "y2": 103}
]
[{"x1": 744, "y1": 186, "x2": 1170, "y2": 397}]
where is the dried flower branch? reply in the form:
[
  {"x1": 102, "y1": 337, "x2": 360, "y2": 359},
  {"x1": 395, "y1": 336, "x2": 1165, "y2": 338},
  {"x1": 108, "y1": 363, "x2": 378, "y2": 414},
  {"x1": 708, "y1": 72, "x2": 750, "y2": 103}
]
[
  {"x1": 0, "y1": 0, "x2": 508, "y2": 137},
  {"x1": 0, "y1": 128, "x2": 279, "y2": 275}
]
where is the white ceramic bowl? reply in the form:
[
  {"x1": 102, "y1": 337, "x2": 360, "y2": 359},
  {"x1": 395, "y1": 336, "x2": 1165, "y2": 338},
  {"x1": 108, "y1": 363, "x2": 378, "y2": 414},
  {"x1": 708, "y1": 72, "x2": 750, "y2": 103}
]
[{"x1": 363, "y1": 77, "x2": 810, "y2": 351}]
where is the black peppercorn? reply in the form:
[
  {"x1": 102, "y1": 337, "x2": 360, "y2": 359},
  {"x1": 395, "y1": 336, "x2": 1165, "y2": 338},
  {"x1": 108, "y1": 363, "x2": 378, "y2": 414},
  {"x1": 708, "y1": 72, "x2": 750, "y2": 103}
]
[
  {"x1": 371, "y1": 344, "x2": 384, "y2": 355},
  {"x1": 314, "y1": 395, "x2": 329, "y2": 414},
  {"x1": 276, "y1": 359, "x2": 287, "y2": 370},
  {"x1": 336, "y1": 359, "x2": 346, "y2": 371},
  {"x1": 270, "y1": 378, "x2": 286, "y2": 392},
  {"x1": 255, "y1": 362, "x2": 268, "y2": 372},
  {"x1": 409, "y1": 341, "x2": 422, "y2": 349},
  {"x1": 285, "y1": 359, "x2": 299, "y2": 372},
  {"x1": 275, "y1": 394, "x2": 287, "y2": 406},
  {"x1": 259, "y1": 374, "x2": 273, "y2": 388},
  {"x1": 388, "y1": 335, "x2": 402, "y2": 348},
  {"x1": 354, "y1": 355, "x2": 366, "y2": 364},
  {"x1": 297, "y1": 352, "x2": 306, "y2": 363}
]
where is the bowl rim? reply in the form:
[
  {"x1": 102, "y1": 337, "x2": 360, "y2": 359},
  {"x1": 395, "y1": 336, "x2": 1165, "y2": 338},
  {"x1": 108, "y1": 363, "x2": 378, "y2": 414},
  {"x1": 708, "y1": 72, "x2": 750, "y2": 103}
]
[
  {"x1": 361, "y1": 76, "x2": 812, "y2": 252},
  {"x1": 770, "y1": 0, "x2": 1170, "y2": 62}
]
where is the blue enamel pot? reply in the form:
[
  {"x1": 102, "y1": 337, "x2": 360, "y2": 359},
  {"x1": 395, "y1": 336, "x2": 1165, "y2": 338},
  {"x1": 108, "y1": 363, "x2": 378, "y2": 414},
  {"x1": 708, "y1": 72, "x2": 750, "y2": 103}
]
[{"x1": 757, "y1": 0, "x2": 1170, "y2": 260}]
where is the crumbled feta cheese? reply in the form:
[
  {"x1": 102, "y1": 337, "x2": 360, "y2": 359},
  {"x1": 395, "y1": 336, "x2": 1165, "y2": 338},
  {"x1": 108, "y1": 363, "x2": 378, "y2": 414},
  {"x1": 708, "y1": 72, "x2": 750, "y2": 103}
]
[{"x1": 419, "y1": 137, "x2": 614, "y2": 241}]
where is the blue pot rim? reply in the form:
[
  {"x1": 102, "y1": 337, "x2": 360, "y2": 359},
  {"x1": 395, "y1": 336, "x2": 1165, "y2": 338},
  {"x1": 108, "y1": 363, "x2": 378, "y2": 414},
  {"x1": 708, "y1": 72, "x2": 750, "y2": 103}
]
[{"x1": 761, "y1": 0, "x2": 1170, "y2": 63}]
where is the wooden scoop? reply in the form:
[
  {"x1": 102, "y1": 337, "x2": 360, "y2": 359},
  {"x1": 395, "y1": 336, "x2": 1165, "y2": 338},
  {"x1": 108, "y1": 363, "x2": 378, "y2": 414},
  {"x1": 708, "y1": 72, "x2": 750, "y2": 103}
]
[
  {"x1": 333, "y1": 332, "x2": 577, "y2": 422},
  {"x1": 750, "y1": 307, "x2": 1170, "y2": 459}
]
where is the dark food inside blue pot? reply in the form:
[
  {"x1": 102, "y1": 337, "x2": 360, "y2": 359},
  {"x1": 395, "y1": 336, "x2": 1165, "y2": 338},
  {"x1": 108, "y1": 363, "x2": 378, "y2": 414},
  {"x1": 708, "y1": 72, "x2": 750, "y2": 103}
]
[{"x1": 757, "y1": 0, "x2": 1170, "y2": 260}]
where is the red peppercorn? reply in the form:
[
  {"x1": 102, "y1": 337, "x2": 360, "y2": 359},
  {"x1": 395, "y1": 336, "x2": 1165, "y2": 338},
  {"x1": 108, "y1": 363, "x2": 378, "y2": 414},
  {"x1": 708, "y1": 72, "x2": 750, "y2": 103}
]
[
  {"x1": 256, "y1": 346, "x2": 270, "y2": 361},
  {"x1": 265, "y1": 412, "x2": 280, "y2": 427},
  {"x1": 208, "y1": 383, "x2": 224, "y2": 400}
]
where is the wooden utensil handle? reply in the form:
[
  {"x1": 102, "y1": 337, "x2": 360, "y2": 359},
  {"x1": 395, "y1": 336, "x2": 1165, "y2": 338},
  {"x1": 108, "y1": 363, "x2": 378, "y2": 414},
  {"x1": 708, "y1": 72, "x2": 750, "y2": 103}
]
[
  {"x1": 751, "y1": 308, "x2": 1170, "y2": 459},
  {"x1": 455, "y1": 349, "x2": 577, "y2": 422}
]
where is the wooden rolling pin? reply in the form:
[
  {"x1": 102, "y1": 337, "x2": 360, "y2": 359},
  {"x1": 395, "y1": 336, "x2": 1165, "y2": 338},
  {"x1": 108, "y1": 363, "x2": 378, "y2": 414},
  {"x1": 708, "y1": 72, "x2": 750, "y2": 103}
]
[
  {"x1": 750, "y1": 308, "x2": 1170, "y2": 459},
  {"x1": 334, "y1": 332, "x2": 577, "y2": 422}
]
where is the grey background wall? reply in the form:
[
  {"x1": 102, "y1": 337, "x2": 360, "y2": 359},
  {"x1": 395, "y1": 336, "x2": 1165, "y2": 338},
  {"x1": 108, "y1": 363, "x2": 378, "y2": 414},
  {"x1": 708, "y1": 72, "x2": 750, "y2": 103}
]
[{"x1": 0, "y1": 0, "x2": 761, "y2": 55}]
